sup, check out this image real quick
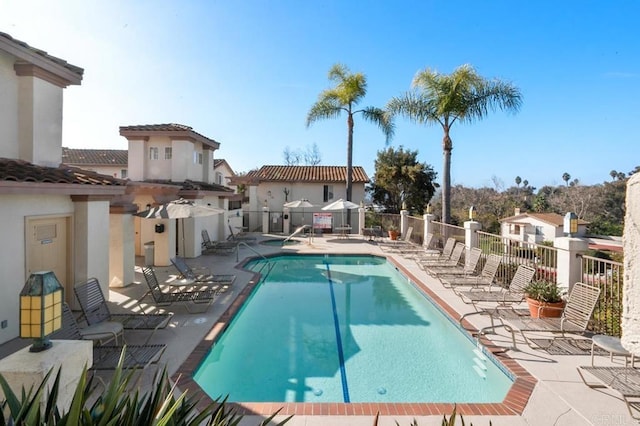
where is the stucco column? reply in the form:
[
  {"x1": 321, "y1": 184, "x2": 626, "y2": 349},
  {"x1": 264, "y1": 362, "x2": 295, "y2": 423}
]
[
  {"x1": 109, "y1": 205, "x2": 136, "y2": 288},
  {"x1": 622, "y1": 173, "x2": 640, "y2": 356},
  {"x1": 423, "y1": 213, "x2": 435, "y2": 247},
  {"x1": 283, "y1": 207, "x2": 290, "y2": 235},
  {"x1": 464, "y1": 220, "x2": 481, "y2": 253},
  {"x1": 554, "y1": 237, "x2": 588, "y2": 293},
  {"x1": 400, "y1": 210, "x2": 409, "y2": 237},
  {"x1": 262, "y1": 206, "x2": 270, "y2": 233},
  {"x1": 0, "y1": 340, "x2": 92, "y2": 413},
  {"x1": 72, "y1": 197, "x2": 110, "y2": 306},
  {"x1": 358, "y1": 207, "x2": 365, "y2": 235}
]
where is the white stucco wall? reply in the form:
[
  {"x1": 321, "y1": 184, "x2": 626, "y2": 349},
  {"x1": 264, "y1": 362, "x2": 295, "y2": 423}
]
[
  {"x1": 0, "y1": 194, "x2": 74, "y2": 345},
  {"x1": 622, "y1": 173, "x2": 640, "y2": 356},
  {"x1": 0, "y1": 51, "x2": 20, "y2": 159},
  {"x1": 27, "y1": 77, "x2": 63, "y2": 167},
  {"x1": 109, "y1": 213, "x2": 135, "y2": 287},
  {"x1": 127, "y1": 139, "x2": 146, "y2": 181},
  {"x1": 145, "y1": 136, "x2": 173, "y2": 180}
]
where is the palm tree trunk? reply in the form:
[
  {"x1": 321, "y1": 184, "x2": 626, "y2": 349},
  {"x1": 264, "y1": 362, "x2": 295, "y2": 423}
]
[
  {"x1": 345, "y1": 113, "x2": 354, "y2": 226},
  {"x1": 442, "y1": 127, "x2": 452, "y2": 224}
]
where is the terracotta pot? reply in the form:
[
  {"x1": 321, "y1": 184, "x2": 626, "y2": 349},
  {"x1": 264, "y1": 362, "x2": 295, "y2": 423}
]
[
  {"x1": 526, "y1": 297, "x2": 565, "y2": 318},
  {"x1": 388, "y1": 230, "x2": 399, "y2": 240}
]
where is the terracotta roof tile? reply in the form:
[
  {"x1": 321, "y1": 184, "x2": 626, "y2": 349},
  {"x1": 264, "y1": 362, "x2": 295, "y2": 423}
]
[
  {"x1": 119, "y1": 123, "x2": 220, "y2": 150},
  {"x1": 0, "y1": 158, "x2": 126, "y2": 186},
  {"x1": 62, "y1": 147, "x2": 128, "y2": 166},
  {"x1": 143, "y1": 179, "x2": 233, "y2": 193},
  {"x1": 245, "y1": 165, "x2": 369, "y2": 183}
]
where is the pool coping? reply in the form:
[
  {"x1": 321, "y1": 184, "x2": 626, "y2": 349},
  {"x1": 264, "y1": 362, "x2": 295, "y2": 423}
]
[{"x1": 172, "y1": 253, "x2": 537, "y2": 417}]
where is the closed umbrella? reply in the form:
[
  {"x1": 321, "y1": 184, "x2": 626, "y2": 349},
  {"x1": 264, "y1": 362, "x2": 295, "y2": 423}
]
[
  {"x1": 321, "y1": 198, "x2": 360, "y2": 227},
  {"x1": 135, "y1": 198, "x2": 224, "y2": 254}
]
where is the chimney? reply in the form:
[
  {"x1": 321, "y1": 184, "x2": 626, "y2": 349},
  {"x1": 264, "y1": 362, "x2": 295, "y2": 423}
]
[{"x1": 514, "y1": 208, "x2": 521, "y2": 215}]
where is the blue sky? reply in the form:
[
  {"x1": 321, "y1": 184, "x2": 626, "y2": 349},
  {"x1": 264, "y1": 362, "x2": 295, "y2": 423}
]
[{"x1": 2, "y1": 1, "x2": 638, "y2": 188}]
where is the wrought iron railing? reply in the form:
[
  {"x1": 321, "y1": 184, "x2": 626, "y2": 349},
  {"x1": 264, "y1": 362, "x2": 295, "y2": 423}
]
[{"x1": 580, "y1": 254, "x2": 624, "y2": 336}]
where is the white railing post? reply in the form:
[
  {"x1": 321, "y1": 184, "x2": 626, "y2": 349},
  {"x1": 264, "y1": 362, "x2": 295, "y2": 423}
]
[
  {"x1": 464, "y1": 219, "x2": 481, "y2": 256},
  {"x1": 423, "y1": 213, "x2": 435, "y2": 247},
  {"x1": 400, "y1": 209, "x2": 409, "y2": 237},
  {"x1": 283, "y1": 207, "x2": 290, "y2": 235},
  {"x1": 358, "y1": 207, "x2": 365, "y2": 235},
  {"x1": 554, "y1": 237, "x2": 588, "y2": 293},
  {"x1": 262, "y1": 206, "x2": 270, "y2": 234}
]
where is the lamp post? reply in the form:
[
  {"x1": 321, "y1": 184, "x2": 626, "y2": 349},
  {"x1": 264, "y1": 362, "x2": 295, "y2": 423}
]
[
  {"x1": 425, "y1": 203, "x2": 432, "y2": 214},
  {"x1": 469, "y1": 205, "x2": 478, "y2": 221},
  {"x1": 564, "y1": 212, "x2": 578, "y2": 237},
  {"x1": 19, "y1": 271, "x2": 64, "y2": 352}
]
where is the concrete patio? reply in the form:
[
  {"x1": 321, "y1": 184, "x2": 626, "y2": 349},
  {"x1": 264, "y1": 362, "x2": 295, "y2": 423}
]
[{"x1": 1, "y1": 233, "x2": 635, "y2": 425}]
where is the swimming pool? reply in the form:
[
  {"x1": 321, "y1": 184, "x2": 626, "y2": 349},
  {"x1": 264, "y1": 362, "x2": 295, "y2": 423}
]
[{"x1": 193, "y1": 254, "x2": 513, "y2": 403}]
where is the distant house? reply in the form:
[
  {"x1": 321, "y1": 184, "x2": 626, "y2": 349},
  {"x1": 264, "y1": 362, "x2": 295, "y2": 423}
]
[
  {"x1": 62, "y1": 147, "x2": 128, "y2": 178},
  {"x1": 0, "y1": 32, "x2": 127, "y2": 344},
  {"x1": 500, "y1": 209, "x2": 588, "y2": 244},
  {"x1": 119, "y1": 124, "x2": 238, "y2": 261},
  {"x1": 231, "y1": 165, "x2": 368, "y2": 232}
]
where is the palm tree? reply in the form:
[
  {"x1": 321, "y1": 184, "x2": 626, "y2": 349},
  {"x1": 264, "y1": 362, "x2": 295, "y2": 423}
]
[
  {"x1": 515, "y1": 176, "x2": 522, "y2": 187},
  {"x1": 387, "y1": 64, "x2": 522, "y2": 223},
  {"x1": 562, "y1": 172, "x2": 571, "y2": 186},
  {"x1": 307, "y1": 63, "x2": 394, "y2": 206}
]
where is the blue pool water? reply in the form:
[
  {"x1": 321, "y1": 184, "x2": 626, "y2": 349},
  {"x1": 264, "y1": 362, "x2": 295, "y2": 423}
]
[{"x1": 193, "y1": 254, "x2": 513, "y2": 403}]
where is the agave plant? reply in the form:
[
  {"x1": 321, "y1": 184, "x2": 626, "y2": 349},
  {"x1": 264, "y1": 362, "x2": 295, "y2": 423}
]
[{"x1": 0, "y1": 347, "x2": 291, "y2": 425}]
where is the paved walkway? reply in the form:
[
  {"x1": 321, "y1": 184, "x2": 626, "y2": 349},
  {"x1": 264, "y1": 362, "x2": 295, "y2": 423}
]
[{"x1": 1, "y1": 233, "x2": 635, "y2": 425}]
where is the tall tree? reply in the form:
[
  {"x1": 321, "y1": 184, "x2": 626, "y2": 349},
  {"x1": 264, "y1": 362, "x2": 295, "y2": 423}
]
[
  {"x1": 562, "y1": 172, "x2": 571, "y2": 186},
  {"x1": 387, "y1": 64, "x2": 522, "y2": 223},
  {"x1": 307, "y1": 63, "x2": 394, "y2": 208},
  {"x1": 515, "y1": 176, "x2": 522, "y2": 187},
  {"x1": 369, "y1": 146, "x2": 437, "y2": 214}
]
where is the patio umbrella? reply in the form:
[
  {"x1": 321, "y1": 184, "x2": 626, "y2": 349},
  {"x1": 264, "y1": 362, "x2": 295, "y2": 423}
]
[
  {"x1": 135, "y1": 198, "x2": 224, "y2": 254},
  {"x1": 321, "y1": 198, "x2": 360, "y2": 227},
  {"x1": 284, "y1": 199, "x2": 315, "y2": 225}
]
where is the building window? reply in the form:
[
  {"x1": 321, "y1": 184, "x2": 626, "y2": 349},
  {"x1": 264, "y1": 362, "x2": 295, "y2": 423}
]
[
  {"x1": 323, "y1": 185, "x2": 334, "y2": 202},
  {"x1": 535, "y1": 226, "x2": 543, "y2": 235},
  {"x1": 149, "y1": 147, "x2": 158, "y2": 160},
  {"x1": 193, "y1": 152, "x2": 203, "y2": 164},
  {"x1": 120, "y1": 169, "x2": 128, "y2": 179},
  {"x1": 165, "y1": 147, "x2": 172, "y2": 159},
  {"x1": 216, "y1": 172, "x2": 223, "y2": 185}
]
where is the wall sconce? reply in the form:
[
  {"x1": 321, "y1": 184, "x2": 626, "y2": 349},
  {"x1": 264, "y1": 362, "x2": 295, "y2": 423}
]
[
  {"x1": 267, "y1": 191, "x2": 272, "y2": 198},
  {"x1": 19, "y1": 271, "x2": 64, "y2": 352},
  {"x1": 564, "y1": 212, "x2": 578, "y2": 236},
  {"x1": 264, "y1": 199, "x2": 268, "y2": 207},
  {"x1": 469, "y1": 205, "x2": 477, "y2": 220}
]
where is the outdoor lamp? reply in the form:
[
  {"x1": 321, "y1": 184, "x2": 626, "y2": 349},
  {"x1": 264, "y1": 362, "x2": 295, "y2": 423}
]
[
  {"x1": 564, "y1": 212, "x2": 578, "y2": 236},
  {"x1": 469, "y1": 205, "x2": 478, "y2": 220},
  {"x1": 19, "y1": 271, "x2": 64, "y2": 352}
]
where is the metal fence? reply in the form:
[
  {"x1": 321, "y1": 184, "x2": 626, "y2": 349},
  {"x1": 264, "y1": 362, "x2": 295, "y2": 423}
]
[
  {"x1": 580, "y1": 254, "x2": 624, "y2": 336},
  {"x1": 406, "y1": 216, "x2": 425, "y2": 245}
]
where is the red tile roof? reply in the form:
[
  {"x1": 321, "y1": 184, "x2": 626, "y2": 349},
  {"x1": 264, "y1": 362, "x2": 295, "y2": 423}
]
[
  {"x1": 0, "y1": 158, "x2": 126, "y2": 186},
  {"x1": 0, "y1": 32, "x2": 83, "y2": 86},
  {"x1": 119, "y1": 124, "x2": 220, "y2": 150},
  {"x1": 143, "y1": 179, "x2": 234, "y2": 194},
  {"x1": 244, "y1": 165, "x2": 369, "y2": 183},
  {"x1": 62, "y1": 147, "x2": 127, "y2": 166}
]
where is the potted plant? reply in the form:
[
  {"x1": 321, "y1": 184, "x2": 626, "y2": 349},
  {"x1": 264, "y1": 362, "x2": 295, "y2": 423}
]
[
  {"x1": 384, "y1": 221, "x2": 399, "y2": 240},
  {"x1": 524, "y1": 280, "x2": 566, "y2": 318}
]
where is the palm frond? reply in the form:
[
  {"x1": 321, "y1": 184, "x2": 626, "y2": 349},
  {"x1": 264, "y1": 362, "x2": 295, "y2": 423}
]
[
  {"x1": 361, "y1": 106, "x2": 395, "y2": 143},
  {"x1": 306, "y1": 99, "x2": 343, "y2": 127}
]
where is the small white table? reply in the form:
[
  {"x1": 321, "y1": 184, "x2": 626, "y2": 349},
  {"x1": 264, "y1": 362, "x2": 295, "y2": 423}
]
[{"x1": 591, "y1": 334, "x2": 636, "y2": 367}]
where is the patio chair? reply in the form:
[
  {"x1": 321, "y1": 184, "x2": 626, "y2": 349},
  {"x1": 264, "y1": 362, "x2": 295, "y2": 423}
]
[
  {"x1": 414, "y1": 237, "x2": 457, "y2": 264},
  {"x1": 457, "y1": 264, "x2": 536, "y2": 324},
  {"x1": 441, "y1": 253, "x2": 502, "y2": 290},
  {"x1": 170, "y1": 256, "x2": 236, "y2": 290},
  {"x1": 201, "y1": 229, "x2": 237, "y2": 255},
  {"x1": 51, "y1": 303, "x2": 166, "y2": 372},
  {"x1": 483, "y1": 282, "x2": 601, "y2": 351},
  {"x1": 379, "y1": 226, "x2": 414, "y2": 251},
  {"x1": 577, "y1": 365, "x2": 640, "y2": 419},
  {"x1": 227, "y1": 224, "x2": 257, "y2": 244},
  {"x1": 140, "y1": 266, "x2": 218, "y2": 313},
  {"x1": 74, "y1": 278, "x2": 171, "y2": 339},
  {"x1": 426, "y1": 247, "x2": 482, "y2": 278},
  {"x1": 420, "y1": 242, "x2": 466, "y2": 272}
]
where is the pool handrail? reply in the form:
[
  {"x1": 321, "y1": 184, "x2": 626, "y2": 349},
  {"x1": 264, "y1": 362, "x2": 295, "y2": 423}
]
[{"x1": 283, "y1": 224, "x2": 310, "y2": 243}]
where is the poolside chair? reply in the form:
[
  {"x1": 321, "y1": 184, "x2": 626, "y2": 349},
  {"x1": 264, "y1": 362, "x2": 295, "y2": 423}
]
[
  {"x1": 577, "y1": 365, "x2": 640, "y2": 419},
  {"x1": 426, "y1": 247, "x2": 482, "y2": 278},
  {"x1": 74, "y1": 278, "x2": 171, "y2": 340},
  {"x1": 379, "y1": 226, "x2": 414, "y2": 251},
  {"x1": 441, "y1": 253, "x2": 502, "y2": 290},
  {"x1": 201, "y1": 229, "x2": 237, "y2": 255},
  {"x1": 170, "y1": 256, "x2": 236, "y2": 291},
  {"x1": 140, "y1": 266, "x2": 218, "y2": 313},
  {"x1": 484, "y1": 282, "x2": 601, "y2": 351},
  {"x1": 457, "y1": 264, "x2": 536, "y2": 324},
  {"x1": 227, "y1": 224, "x2": 257, "y2": 244},
  {"x1": 421, "y1": 242, "x2": 465, "y2": 272},
  {"x1": 51, "y1": 303, "x2": 166, "y2": 372},
  {"x1": 414, "y1": 237, "x2": 457, "y2": 264}
]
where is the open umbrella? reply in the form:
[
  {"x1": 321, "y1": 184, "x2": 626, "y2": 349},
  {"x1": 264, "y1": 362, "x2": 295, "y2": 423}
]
[
  {"x1": 135, "y1": 198, "x2": 224, "y2": 254},
  {"x1": 284, "y1": 199, "x2": 315, "y2": 226},
  {"x1": 321, "y1": 198, "x2": 360, "y2": 227}
]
